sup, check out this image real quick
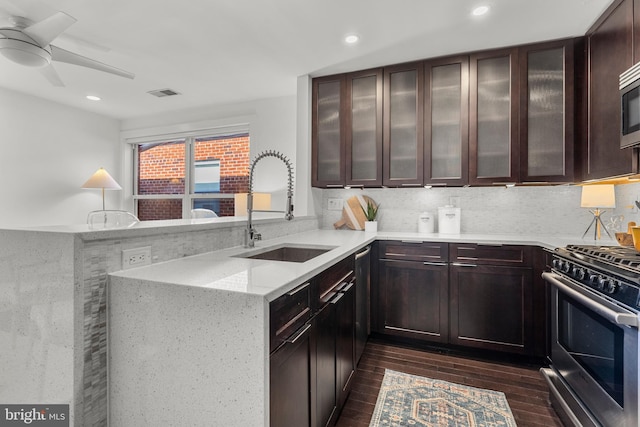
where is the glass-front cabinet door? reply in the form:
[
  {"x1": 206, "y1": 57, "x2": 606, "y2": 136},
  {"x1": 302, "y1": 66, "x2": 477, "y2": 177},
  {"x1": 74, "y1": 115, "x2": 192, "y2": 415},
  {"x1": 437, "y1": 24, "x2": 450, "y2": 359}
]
[
  {"x1": 520, "y1": 40, "x2": 574, "y2": 182},
  {"x1": 469, "y1": 49, "x2": 519, "y2": 185},
  {"x1": 346, "y1": 69, "x2": 383, "y2": 186},
  {"x1": 383, "y1": 62, "x2": 424, "y2": 186},
  {"x1": 312, "y1": 75, "x2": 346, "y2": 187},
  {"x1": 424, "y1": 56, "x2": 469, "y2": 186}
]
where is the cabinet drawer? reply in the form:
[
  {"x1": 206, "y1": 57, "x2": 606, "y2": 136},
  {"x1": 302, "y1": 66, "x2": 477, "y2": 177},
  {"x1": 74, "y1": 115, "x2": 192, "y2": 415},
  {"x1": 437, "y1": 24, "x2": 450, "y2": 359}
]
[
  {"x1": 316, "y1": 255, "x2": 354, "y2": 308},
  {"x1": 270, "y1": 282, "x2": 312, "y2": 353},
  {"x1": 450, "y1": 243, "x2": 532, "y2": 266},
  {"x1": 379, "y1": 241, "x2": 448, "y2": 262}
]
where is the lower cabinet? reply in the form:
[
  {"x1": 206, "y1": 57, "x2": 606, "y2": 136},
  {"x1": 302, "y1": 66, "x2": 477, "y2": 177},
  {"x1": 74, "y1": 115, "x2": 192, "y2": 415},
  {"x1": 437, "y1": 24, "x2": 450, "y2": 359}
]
[
  {"x1": 449, "y1": 264, "x2": 533, "y2": 354},
  {"x1": 314, "y1": 302, "x2": 338, "y2": 427},
  {"x1": 335, "y1": 282, "x2": 356, "y2": 410},
  {"x1": 270, "y1": 322, "x2": 313, "y2": 427},
  {"x1": 315, "y1": 278, "x2": 357, "y2": 427},
  {"x1": 270, "y1": 255, "x2": 357, "y2": 427},
  {"x1": 378, "y1": 258, "x2": 449, "y2": 342},
  {"x1": 374, "y1": 241, "x2": 542, "y2": 357}
]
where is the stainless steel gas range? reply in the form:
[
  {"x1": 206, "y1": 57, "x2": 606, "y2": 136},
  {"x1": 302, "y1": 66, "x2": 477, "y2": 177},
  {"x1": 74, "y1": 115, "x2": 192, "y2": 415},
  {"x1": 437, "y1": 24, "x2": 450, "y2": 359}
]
[{"x1": 542, "y1": 245, "x2": 640, "y2": 427}]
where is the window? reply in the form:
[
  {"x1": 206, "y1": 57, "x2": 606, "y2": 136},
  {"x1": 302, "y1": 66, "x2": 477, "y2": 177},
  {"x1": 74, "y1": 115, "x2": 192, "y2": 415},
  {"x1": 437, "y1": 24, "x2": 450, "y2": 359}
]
[
  {"x1": 194, "y1": 160, "x2": 220, "y2": 193},
  {"x1": 132, "y1": 132, "x2": 249, "y2": 220}
]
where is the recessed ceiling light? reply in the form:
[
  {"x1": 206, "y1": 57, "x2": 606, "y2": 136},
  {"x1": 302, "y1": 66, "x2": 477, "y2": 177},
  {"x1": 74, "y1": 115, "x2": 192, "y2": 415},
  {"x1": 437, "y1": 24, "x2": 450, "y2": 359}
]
[
  {"x1": 344, "y1": 34, "x2": 359, "y2": 44},
  {"x1": 86, "y1": 95, "x2": 101, "y2": 101},
  {"x1": 472, "y1": 5, "x2": 490, "y2": 16}
]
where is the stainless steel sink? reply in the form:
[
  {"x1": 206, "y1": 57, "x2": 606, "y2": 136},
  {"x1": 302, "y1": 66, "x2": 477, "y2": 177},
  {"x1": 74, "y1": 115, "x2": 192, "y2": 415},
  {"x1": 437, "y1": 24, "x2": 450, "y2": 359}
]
[{"x1": 234, "y1": 244, "x2": 336, "y2": 263}]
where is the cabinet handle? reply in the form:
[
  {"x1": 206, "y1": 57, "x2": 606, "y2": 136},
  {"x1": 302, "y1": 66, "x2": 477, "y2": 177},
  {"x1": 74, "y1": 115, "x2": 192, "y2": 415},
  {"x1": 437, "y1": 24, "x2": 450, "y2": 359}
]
[
  {"x1": 336, "y1": 271, "x2": 354, "y2": 287},
  {"x1": 286, "y1": 323, "x2": 312, "y2": 344},
  {"x1": 452, "y1": 262, "x2": 477, "y2": 267},
  {"x1": 287, "y1": 282, "x2": 310, "y2": 296},
  {"x1": 341, "y1": 282, "x2": 354, "y2": 292},
  {"x1": 331, "y1": 292, "x2": 345, "y2": 305},
  {"x1": 423, "y1": 261, "x2": 447, "y2": 267},
  {"x1": 355, "y1": 246, "x2": 371, "y2": 260}
]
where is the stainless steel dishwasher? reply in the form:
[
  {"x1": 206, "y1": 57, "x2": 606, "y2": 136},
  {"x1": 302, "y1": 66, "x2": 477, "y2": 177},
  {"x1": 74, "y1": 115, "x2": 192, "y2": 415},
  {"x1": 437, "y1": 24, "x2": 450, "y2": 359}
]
[{"x1": 355, "y1": 245, "x2": 371, "y2": 364}]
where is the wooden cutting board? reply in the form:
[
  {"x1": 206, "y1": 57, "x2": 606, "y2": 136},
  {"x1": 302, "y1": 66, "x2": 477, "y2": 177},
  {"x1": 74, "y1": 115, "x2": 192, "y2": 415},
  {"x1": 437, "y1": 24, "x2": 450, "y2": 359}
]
[{"x1": 333, "y1": 195, "x2": 376, "y2": 230}]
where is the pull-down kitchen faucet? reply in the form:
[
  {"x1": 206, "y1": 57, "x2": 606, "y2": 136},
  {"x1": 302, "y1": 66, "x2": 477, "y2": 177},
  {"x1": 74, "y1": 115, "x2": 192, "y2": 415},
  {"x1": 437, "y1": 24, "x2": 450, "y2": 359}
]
[{"x1": 243, "y1": 150, "x2": 294, "y2": 247}]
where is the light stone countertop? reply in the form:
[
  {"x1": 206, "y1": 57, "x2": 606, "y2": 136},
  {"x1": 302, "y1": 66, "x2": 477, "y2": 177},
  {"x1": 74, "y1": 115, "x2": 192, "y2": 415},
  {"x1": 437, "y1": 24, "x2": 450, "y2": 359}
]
[
  {"x1": 10, "y1": 214, "x2": 293, "y2": 240},
  {"x1": 107, "y1": 228, "x2": 615, "y2": 426},
  {"x1": 109, "y1": 229, "x2": 613, "y2": 302}
]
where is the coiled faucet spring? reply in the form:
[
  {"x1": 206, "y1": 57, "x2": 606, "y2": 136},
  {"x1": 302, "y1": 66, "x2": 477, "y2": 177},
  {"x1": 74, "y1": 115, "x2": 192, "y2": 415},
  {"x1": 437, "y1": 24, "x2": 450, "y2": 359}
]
[{"x1": 244, "y1": 150, "x2": 294, "y2": 247}]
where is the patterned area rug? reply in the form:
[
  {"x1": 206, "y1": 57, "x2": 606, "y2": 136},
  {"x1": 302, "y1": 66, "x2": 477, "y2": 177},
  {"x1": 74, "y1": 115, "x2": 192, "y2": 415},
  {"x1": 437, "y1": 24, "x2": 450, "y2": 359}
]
[{"x1": 369, "y1": 369, "x2": 517, "y2": 427}]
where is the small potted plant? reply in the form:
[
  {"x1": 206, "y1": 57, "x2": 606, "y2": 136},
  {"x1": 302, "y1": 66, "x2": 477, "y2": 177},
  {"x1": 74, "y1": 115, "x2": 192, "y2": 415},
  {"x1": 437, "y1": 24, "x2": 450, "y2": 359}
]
[{"x1": 362, "y1": 200, "x2": 379, "y2": 233}]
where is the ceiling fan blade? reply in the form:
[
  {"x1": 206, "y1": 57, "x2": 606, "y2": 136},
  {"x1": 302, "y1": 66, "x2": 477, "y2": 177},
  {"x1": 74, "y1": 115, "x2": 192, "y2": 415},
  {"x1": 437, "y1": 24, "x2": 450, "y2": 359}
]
[
  {"x1": 39, "y1": 64, "x2": 64, "y2": 86},
  {"x1": 51, "y1": 45, "x2": 134, "y2": 79},
  {"x1": 23, "y1": 11, "x2": 76, "y2": 46}
]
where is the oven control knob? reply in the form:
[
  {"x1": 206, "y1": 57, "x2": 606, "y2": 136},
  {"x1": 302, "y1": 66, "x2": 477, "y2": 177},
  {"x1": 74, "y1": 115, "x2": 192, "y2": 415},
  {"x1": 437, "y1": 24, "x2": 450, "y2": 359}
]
[
  {"x1": 588, "y1": 274, "x2": 599, "y2": 285},
  {"x1": 552, "y1": 259, "x2": 561, "y2": 269},
  {"x1": 572, "y1": 267, "x2": 586, "y2": 280},
  {"x1": 561, "y1": 262, "x2": 571, "y2": 273},
  {"x1": 598, "y1": 277, "x2": 611, "y2": 291},
  {"x1": 605, "y1": 280, "x2": 618, "y2": 294}
]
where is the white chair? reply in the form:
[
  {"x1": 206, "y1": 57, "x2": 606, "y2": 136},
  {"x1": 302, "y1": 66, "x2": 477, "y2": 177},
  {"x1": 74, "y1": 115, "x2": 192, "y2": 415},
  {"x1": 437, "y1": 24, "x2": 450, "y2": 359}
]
[
  {"x1": 87, "y1": 210, "x2": 140, "y2": 230},
  {"x1": 190, "y1": 208, "x2": 218, "y2": 219}
]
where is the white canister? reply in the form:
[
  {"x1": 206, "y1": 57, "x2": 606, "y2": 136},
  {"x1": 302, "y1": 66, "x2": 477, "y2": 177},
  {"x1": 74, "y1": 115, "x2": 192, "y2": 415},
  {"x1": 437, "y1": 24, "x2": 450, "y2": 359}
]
[
  {"x1": 438, "y1": 206, "x2": 461, "y2": 234},
  {"x1": 418, "y1": 211, "x2": 435, "y2": 233}
]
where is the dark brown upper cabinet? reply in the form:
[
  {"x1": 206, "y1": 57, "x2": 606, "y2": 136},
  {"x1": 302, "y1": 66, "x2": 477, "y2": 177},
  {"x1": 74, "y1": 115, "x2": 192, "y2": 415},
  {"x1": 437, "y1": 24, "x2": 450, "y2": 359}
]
[
  {"x1": 346, "y1": 69, "x2": 383, "y2": 187},
  {"x1": 312, "y1": 75, "x2": 346, "y2": 188},
  {"x1": 424, "y1": 56, "x2": 470, "y2": 186},
  {"x1": 519, "y1": 39, "x2": 575, "y2": 183},
  {"x1": 584, "y1": 0, "x2": 638, "y2": 180},
  {"x1": 383, "y1": 62, "x2": 425, "y2": 187},
  {"x1": 469, "y1": 48, "x2": 520, "y2": 185},
  {"x1": 310, "y1": 0, "x2": 640, "y2": 188}
]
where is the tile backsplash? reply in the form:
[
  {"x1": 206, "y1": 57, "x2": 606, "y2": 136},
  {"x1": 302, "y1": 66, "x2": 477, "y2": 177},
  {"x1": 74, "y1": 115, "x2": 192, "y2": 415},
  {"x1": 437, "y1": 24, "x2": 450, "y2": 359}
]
[{"x1": 321, "y1": 183, "x2": 640, "y2": 237}]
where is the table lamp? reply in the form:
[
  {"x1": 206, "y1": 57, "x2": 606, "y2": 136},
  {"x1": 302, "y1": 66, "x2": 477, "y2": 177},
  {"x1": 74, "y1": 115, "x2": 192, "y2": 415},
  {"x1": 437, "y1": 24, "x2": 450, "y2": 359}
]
[
  {"x1": 581, "y1": 184, "x2": 616, "y2": 240},
  {"x1": 234, "y1": 193, "x2": 271, "y2": 216},
  {"x1": 82, "y1": 167, "x2": 122, "y2": 210}
]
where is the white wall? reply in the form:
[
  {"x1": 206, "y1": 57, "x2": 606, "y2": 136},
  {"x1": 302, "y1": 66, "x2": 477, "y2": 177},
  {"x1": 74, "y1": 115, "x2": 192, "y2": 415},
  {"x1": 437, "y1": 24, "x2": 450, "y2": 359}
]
[
  {"x1": 120, "y1": 95, "x2": 313, "y2": 216},
  {"x1": 0, "y1": 87, "x2": 122, "y2": 228}
]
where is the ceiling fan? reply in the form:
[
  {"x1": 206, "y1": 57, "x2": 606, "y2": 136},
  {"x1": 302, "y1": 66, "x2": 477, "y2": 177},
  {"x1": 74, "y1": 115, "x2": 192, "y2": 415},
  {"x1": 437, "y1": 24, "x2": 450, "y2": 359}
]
[{"x1": 0, "y1": 7, "x2": 135, "y2": 86}]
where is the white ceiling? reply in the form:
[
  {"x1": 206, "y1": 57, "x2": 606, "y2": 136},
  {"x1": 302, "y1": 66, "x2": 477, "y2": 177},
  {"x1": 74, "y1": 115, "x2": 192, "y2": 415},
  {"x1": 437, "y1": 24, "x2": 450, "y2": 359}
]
[{"x1": 0, "y1": 0, "x2": 613, "y2": 120}]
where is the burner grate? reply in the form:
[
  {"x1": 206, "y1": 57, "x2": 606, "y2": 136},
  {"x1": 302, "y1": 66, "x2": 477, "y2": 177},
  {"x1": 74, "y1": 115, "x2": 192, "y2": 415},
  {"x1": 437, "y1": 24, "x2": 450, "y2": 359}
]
[{"x1": 566, "y1": 245, "x2": 640, "y2": 269}]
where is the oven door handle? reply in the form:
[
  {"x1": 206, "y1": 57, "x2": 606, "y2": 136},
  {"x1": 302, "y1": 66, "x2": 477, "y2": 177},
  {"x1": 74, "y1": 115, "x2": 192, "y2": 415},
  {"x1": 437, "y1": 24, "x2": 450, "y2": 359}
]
[{"x1": 543, "y1": 272, "x2": 639, "y2": 328}]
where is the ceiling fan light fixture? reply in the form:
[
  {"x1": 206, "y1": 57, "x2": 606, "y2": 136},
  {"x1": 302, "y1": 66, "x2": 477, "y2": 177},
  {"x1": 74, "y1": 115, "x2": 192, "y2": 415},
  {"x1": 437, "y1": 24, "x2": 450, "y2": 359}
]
[
  {"x1": 0, "y1": 39, "x2": 51, "y2": 67},
  {"x1": 472, "y1": 5, "x2": 490, "y2": 16},
  {"x1": 344, "y1": 34, "x2": 360, "y2": 45}
]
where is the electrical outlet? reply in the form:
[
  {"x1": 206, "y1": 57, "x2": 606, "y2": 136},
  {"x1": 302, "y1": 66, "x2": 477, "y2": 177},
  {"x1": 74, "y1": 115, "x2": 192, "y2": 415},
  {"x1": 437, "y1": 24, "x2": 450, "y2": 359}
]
[
  {"x1": 633, "y1": 197, "x2": 640, "y2": 213},
  {"x1": 122, "y1": 246, "x2": 152, "y2": 270},
  {"x1": 449, "y1": 196, "x2": 460, "y2": 208},
  {"x1": 328, "y1": 198, "x2": 343, "y2": 211}
]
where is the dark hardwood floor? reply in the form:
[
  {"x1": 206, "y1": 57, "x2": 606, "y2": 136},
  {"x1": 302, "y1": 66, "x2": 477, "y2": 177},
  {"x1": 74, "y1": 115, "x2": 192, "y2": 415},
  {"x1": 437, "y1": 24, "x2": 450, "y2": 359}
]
[{"x1": 335, "y1": 339, "x2": 562, "y2": 427}]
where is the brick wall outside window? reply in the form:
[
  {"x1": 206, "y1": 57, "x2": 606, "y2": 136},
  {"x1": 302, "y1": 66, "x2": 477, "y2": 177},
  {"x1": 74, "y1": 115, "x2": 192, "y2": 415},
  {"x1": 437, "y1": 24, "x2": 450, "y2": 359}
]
[{"x1": 136, "y1": 135, "x2": 249, "y2": 220}]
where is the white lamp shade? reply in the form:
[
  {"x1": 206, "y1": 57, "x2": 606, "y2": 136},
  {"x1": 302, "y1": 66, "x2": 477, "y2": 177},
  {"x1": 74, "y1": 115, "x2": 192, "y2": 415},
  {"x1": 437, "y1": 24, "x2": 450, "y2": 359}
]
[
  {"x1": 580, "y1": 184, "x2": 616, "y2": 208},
  {"x1": 234, "y1": 193, "x2": 271, "y2": 216},
  {"x1": 82, "y1": 168, "x2": 122, "y2": 190}
]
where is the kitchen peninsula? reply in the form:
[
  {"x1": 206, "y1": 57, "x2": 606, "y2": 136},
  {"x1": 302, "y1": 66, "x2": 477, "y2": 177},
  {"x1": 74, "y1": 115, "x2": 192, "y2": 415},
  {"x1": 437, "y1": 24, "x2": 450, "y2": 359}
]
[
  {"x1": 0, "y1": 216, "x2": 320, "y2": 427},
  {"x1": 106, "y1": 228, "x2": 592, "y2": 426}
]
